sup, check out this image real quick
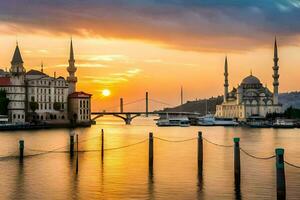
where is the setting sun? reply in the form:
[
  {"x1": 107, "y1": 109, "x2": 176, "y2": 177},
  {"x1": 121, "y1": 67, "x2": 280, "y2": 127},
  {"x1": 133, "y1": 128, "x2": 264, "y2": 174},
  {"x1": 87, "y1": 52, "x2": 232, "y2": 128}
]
[{"x1": 102, "y1": 89, "x2": 111, "y2": 97}]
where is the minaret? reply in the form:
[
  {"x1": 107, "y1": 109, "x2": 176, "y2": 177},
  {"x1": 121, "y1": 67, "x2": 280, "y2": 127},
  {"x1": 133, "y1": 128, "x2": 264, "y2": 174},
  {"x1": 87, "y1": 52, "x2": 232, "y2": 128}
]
[
  {"x1": 180, "y1": 86, "x2": 183, "y2": 105},
  {"x1": 41, "y1": 61, "x2": 44, "y2": 73},
  {"x1": 273, "y1": 38, "x2": 279, "y2": 105},
  {"x1": 67, "y1": 38, "x2": 77, "y2": 94},
  {"x1": 224, "y1": 56, "x2": 229, "y2": 102}
]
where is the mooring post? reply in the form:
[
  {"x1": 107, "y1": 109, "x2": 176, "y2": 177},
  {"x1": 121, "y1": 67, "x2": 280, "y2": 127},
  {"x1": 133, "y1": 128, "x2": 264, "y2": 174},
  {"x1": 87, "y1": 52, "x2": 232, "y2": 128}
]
[
  {"x1": 70, "y1": 130, "x2": 75, "y2": 157},
  {"x1": 76, "y1": 134, "x2": 79, "y2": 174},
  {"x1": 149, "y1": 132, "x2": 153, "y2": 170},
  {"x1": 276, "y1": 148, "x2": 286, "y2": 200},
  {"x1": 146, "y1": 92, "x2": 149, "y2": 117},
  {"x1": 120, "y1": 98, "x2": 124, "y2": 113},
  {"x1": 19, "y1": 140, "x2": 24, "y2": 161},
  {"x1": 198, "y1": 131, "x2": 203, "y2": 171},
  {"x1": 234, "y1": 138, "x2": 241, "y2": 184},
  {"x1": 101, "y1": 129, "x2": 104, "y2": 160}
]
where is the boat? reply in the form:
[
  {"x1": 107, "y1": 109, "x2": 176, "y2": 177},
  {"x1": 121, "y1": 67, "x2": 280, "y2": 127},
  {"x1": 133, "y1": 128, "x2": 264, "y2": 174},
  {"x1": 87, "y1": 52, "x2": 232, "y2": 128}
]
[
  {"x1": 156, "y1": 116, "x2": 190, "y2": 127},
  {"x1": 273, "y1": 119, "x2": 296, "y2": 128},
  {"x1": 197, "y1": 114, "x2": 239, "y2": 126}
]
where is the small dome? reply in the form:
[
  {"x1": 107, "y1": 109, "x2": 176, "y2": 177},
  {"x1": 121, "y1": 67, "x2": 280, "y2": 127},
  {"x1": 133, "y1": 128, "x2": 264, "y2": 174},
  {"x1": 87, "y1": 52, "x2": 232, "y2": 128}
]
[{"x1": 241, "y1": 75, "x2": 261, "y2": 85}]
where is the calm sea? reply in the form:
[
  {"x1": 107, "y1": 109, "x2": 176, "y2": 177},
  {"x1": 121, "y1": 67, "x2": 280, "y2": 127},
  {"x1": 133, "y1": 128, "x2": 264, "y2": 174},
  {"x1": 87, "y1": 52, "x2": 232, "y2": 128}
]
[{"x1": 0, "y1": 116, "x2": 299, "y2": 200}]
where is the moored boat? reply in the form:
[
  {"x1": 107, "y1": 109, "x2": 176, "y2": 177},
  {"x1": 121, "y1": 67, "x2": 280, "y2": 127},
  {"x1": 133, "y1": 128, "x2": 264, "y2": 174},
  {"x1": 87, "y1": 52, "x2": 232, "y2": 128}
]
[
  {"x1": 197, "y1": 114, "x2": 239, "y2": 126},
  {"x1": 156, "y1": 116, "x2": 190, "y2": 127},
  {"x1": 273, "y1": 119, "x2": 296, "y2": 128}
]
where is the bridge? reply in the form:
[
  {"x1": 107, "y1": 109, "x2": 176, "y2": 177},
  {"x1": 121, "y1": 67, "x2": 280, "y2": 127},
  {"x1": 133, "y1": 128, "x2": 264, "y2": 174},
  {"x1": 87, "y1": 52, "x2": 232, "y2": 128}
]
[{"x1": 91, "y1": 92, "x2": 201, "y2": 125}]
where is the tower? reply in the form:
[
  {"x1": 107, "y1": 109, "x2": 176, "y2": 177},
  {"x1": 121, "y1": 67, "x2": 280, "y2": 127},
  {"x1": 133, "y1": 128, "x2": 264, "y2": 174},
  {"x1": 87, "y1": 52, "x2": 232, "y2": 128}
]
[
  {"x1": 180, "y1": 86, "x2": 183, "y2": 105},
  {"x1": 273, "y1": 38, "x2": 279, "y2": 105},
  {"x1": 41, "y1": 61, "x2": 44, "y2": 73},
  {"x1": 67, "y1": 39, "x2": 77, "y2": 94},
  {"x1": 10, "y1": 43, "x2": 25, "y2": 76},
  {"x1": 224, "y1": 56, "x2": 229, "y2": 102},
  {"x1": 9, "y1": 43, "x2": 26, "y2": 124}
]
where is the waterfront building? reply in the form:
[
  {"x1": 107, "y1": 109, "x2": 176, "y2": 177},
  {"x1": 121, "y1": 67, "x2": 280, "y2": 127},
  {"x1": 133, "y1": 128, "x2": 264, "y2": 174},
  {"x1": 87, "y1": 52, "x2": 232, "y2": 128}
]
[
  {"x1": 215, "y1": 39, "x2": 282, "y2": 121},
  {"x1": 0, "y1": 40, "x2": 92, "y2": 125},
  {"x1": 68, "y1": 91, "x2": 92, "y2": 125}
]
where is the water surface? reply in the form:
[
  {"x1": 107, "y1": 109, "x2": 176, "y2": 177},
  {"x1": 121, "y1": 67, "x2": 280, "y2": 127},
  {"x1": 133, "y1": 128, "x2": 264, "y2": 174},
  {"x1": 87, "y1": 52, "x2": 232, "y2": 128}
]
[{"x1": 0, "y1": 116, "x2": 299, "y2": 199}]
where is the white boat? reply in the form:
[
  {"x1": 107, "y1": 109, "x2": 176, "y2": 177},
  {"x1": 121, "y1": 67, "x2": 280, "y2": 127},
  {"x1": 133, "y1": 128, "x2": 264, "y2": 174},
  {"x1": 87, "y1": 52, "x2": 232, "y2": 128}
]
[
  {"x1": 156, "y1": 116, "x2": 190, "y2": 127},
  {"x1": 197, "y1": 114, "x2": 239, "y2": 126},
  {"x1": 273, "y1": 119, "x2": 295, "y2": 128}
]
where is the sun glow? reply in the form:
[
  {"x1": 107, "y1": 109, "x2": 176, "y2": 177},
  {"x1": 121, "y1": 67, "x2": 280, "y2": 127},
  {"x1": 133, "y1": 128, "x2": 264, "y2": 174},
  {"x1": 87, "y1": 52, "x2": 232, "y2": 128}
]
[{"x1": 102, "y1": 89, "x2": 111, "y2": 97}]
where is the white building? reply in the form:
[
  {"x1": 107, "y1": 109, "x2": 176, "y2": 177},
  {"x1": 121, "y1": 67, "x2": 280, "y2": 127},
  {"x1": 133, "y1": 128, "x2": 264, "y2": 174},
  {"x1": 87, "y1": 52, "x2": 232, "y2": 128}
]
[
  {"x1": 68, "y1": 91, "x2": 92, "y2": 125},
  {"x1": 215, "y1": 39, "x2": 282, "y2": 121},
  {"x1": 0, "y1": 40, "x2": 92, "y2": 125}
]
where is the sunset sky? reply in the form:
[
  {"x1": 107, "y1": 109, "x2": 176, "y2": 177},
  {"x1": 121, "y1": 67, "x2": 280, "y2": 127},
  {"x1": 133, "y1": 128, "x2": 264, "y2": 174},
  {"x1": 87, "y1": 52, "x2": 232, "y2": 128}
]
[{"x1": 0, "y1": 0, "x2": 300, "y2": 111}]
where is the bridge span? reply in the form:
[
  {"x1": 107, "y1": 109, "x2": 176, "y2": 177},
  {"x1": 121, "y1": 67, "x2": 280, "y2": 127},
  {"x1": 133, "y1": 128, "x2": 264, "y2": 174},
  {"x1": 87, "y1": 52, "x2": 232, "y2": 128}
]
[
  {"x1": 91, "y1": 112, "x2": 201, "y2": 125},
  {"x1": 91, "y1": 92, "x2": 201, "y2": 124}
]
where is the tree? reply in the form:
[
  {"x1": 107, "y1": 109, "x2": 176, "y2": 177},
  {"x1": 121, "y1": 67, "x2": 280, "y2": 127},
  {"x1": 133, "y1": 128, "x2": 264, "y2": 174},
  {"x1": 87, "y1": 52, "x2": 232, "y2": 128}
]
[
  {"x1": 284, "y1": 106, "x2": 300, "y2": 119},
  {"x1": 0, "y1": 90, "x2": 9, "y2": 115}
]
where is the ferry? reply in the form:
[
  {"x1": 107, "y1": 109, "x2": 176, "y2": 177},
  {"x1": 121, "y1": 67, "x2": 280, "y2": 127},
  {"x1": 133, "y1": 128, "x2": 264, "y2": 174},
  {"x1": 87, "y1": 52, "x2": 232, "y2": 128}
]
[
  {"x1": 156, "y1": 116, "x2": 190, "y2": 127},
  {"x1": 197, "y1": 114, "x2": 239, "y2": 126}
]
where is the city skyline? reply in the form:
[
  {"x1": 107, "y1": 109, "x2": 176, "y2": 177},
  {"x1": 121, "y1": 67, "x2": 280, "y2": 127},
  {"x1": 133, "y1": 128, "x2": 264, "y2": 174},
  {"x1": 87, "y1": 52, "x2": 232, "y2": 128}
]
[{"x1": 1, "y1": 1, "x2": 300, "y2": 111}]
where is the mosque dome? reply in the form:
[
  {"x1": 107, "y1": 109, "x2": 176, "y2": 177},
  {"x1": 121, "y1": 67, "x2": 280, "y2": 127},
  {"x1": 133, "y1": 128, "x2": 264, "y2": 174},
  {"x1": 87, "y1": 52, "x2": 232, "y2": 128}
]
[{"x1": 241, "y1": 75, "x2": 261, "y2": 85}]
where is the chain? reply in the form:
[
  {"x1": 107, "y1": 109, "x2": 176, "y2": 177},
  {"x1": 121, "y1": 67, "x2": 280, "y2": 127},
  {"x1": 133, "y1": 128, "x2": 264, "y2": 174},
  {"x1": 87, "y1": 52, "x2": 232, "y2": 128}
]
[
  {"x1": 104, "y1": 139, "x2": 148, "y2": 151},
  {"x1": 284, "y1": 161, "x2": 300, "y2": 169},
  {"x1": 202, "y1": 137, "x2": 233, "y2": 148},
  {"x1": 240, "y1": 148, "x2": 276, "y2": 160},
  {"x1": 154, "y1": 136, "x2": 197, "y2": 143}
]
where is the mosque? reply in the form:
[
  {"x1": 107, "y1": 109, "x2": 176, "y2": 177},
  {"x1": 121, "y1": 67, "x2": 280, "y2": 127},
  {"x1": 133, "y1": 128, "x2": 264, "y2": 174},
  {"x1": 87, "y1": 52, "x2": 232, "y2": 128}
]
[{"x1": 215, "y1": 39, "x2": 282, "y2": 121}]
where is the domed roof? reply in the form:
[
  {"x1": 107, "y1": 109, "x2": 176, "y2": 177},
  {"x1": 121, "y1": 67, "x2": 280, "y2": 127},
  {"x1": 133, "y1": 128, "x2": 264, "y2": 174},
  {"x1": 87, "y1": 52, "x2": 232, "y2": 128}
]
[{"x1": 241, "y1": 75, "x2": 261, "y2": 85}]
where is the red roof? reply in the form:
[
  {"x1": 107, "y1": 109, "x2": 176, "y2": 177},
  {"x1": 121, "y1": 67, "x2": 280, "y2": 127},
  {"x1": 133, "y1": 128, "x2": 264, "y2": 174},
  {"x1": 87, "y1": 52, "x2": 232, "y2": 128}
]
[
  {"x1": 68, "y1": 91, "x2": 92, "y2": 98},
  {"x1": 0, "y1": 77, "x2": 10, "y2": 86}
]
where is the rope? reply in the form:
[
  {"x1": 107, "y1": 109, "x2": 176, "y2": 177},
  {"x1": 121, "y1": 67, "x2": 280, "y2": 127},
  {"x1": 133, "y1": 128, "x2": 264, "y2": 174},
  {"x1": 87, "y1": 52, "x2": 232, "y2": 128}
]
[
  {"x1": 154, "y1": 136, "x2": 197, "y2": 143},
  {"x1": 104, "y1": 139, "x2": 148, "y2": 151},
  {"x1": 240, "y1": 148, "x2": 276, "y2": 160},
  {"x1": 26, "y1": 138, "x2": 148, "y2": 154},
  {"x1": 203, "y1": 138, "x2": 233, "y2": 148},
  {"x1": 25, "y1": 135, "x2": 100, "y2": 155},
  {"x1": 285, "y1": 161, "x2": 300, "y2": 169},
  {"x1": 0, "y1": 151, "x2": 18, "y2": 160}
]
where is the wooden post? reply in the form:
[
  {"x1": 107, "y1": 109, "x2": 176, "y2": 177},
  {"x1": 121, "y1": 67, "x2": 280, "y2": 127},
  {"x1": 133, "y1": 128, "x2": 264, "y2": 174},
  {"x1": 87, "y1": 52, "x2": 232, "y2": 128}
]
[
  {"x1": 146, "y1": 92, "x2": 149, "y2": 117},
  {"x1": 198, "y1": 131, "x2": 203, "y2": 171},
  {"x1": 101, "y1": 129, "x2": 104, "y2": 160},
  {"x1": 120, "y1": 98, "x2": 124, "y2": 113},
  {"x1": 276, "y1": 148, "x2": 286, "y2": 200},
  {"x1": 19, "y1": 140, "x2": 24, "y2": 161},
  {"x1": 234, "y1": 138, "x2": 241, "y2": 184},
  {"x1": 70, "y1": 134, "x2": 74, "y2": 157},
  {"x1": 76, "y1": 134, "x2": 79, "y2": 174},
  {"x1": 149, "y1": 132, "x2": 153, "y2": 170}
]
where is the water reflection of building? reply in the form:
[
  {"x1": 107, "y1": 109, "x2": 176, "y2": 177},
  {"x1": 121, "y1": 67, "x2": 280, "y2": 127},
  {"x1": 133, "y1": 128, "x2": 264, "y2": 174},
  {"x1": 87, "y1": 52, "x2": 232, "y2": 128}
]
[
  {"x1": 216, "y1": 39, "x2": 282, "y2": 121},
  {"x1": 0, "y1": 40, "x2": 91, "y2": 125}
]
